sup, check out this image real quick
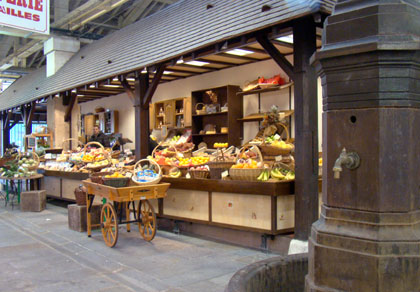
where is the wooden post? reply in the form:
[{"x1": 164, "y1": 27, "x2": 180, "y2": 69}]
[
  {"x1": 293, "y1": 16, "x2": 318, "y2": 240},
  {"x1": 2, "y1": 112, "x2": 11, "y2": 152},
  {"x1": 134, "y1": 73, "x2": 150, "y2": 160},
  {"x1": 24, "y1": 102, "x2": 36, "y2": 135}
]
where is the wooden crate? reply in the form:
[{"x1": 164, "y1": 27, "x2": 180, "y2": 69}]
[{"x1": 277, "y1": 195, "x2": 295, "y2": 230}]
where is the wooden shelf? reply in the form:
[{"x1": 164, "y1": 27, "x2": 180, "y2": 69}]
[
  {"x1": 175, "y1": 113, "x2": 184, "y2": 116},
  {"x1": 192, "y1": 112, "x2": 228, "y2": 117},
  {"x1": 192, "y1": 133, "x2": 228, "y2": 136},
  {"x1": 238, "y1": 110, "x2": 294, "y2": 122},
  {"x1": 236, "y1": 82, "x2": 294, "y2": 97}
]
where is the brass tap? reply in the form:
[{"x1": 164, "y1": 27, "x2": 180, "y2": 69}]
[{"x1": 333, "y1": 148, "x2": 360, "y2": 179}]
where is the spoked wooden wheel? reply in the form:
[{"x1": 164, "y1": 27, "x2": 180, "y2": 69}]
[
  {"x1": 101, "y1": 202, "x2": 119, "y2": 247},
  {"x1": 137, "y1": 200, "x2": 156, "y2": 241}
]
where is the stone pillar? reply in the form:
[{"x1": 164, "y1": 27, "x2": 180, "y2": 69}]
[
  {"x1": 47, "y1": 97, "x2": 70, "y2": 147},
  {"x1": 306, "y1": 1, "x2": 420, "y2": 292},
  {"x1": 44, "y1": 36, "x2": 80, "y2": 77}
]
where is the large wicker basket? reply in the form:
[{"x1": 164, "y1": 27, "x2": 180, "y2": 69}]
[
  {"x1": 208, "y1": 148, "x2": 235, "y2": 179},
  {"x1": 18, "y1": 151, "x2": 40, "y2": 171},
  {"x1": 259, "y1": 123, "x2": 294, "y2": 157},
  {"x1": 74, "y1": 185, "x2": 87, "y2": 206},
  {"x1": 132, "y1": 159, "x2": 162, "y2": 185},
  {"x1": 229, "y1": 145, "x2": 264, "y2": 181},
  {"x1": 189, "y1": 169, "x2": 209, "y2": 179},
  {"x1": 83, "y1": 142, "x2": 111, "y2": 171}
]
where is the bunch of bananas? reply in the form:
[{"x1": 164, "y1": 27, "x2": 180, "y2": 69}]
[
  {"x1": 271, "y1": 168, "x2": 295, "y2": 180},
  {"x1": 257, "y1": 169, "x2": 270, "y2": 181}
]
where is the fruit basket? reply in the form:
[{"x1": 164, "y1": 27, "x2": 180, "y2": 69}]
[
  {"x1": 83, "y1": 142, "x2": 111, "y2": 171},
  {"x1": 259, "y1": 123, "x2": 294, "y2": 156},
  {"x1": 189, "y1": 165, "x2": 210, "y2": 179},
  {"x1": 208, "y1": 147, "x2": 235, "y2": 179},
  {"x1": 89, "y1": 172, "x2": 113, "y2": 184},
  {"x1": 229, "y1": 145, "x2": 264, "y2": 181},
  {"x1": 132, "y1": 159, "x2": 162, "y2": 185}
]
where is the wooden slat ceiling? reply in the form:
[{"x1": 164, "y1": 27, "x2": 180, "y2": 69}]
[{"x1": 0, "y1": 0, "x2": 333, "y2": 108}]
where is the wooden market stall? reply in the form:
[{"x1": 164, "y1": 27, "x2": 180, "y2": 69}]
[{"x1": 0, "y1": 0, "x2": 335, "y2": 248}]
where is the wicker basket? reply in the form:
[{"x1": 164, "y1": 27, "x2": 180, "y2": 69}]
[
  {"x1": 83, "y1": 142, "x2": 111, "y2": 171},
  {"x1": 259, "y1": 123, "x2": 294, "y2": 157},
  {"x1": 74, "y1": 185, "x2": 87, "y2": 206},
  {"x1": 208, "y1": 149, "x2": 235, "y2": 179},
  {"x1": 189, "y1": 169, "x2": 209, "y2": 179},
  {"x1": 229, "y1": 145, "x2": 264, "y2": 181},
  {"x1": 90, "y1": 172, "x2": 112, "y2": 184},
  {"x1": 18, "y1": 151, "x2": 40, "y2": 171},
  {"x1": 132, "y1": 159, "x2": 162, "y2": 185},
  {"x1": 103, "y1": 177, "x2": 130, "y2": 188},
  {"x1": 195, "y1": 103, "x2": 206, "y2": 115}
]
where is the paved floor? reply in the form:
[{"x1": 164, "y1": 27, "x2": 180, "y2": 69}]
[{"x1": 0, "y1": 200, "x2": 278, "y2": 292}]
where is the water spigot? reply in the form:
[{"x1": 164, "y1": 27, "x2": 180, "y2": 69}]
[{"x1": 332, "y1": 148, "x2": 360, "y2": 179}]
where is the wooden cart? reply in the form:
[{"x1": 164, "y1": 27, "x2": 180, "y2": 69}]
[{"x1": 82, "y1": 179, "x2": 170, "y2": 247}]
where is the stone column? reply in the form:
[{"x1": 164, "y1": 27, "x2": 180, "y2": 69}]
[
  {"x1": 306, "y1": 1, "x2": 420, "y2": 291},
  {"x1": 43, "y1": 36, "x2": 80, "y2": 77}
]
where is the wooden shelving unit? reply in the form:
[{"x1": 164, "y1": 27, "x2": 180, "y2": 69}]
[{"x1": 191, "y1": 85, "x2": 242, "y2": 147}]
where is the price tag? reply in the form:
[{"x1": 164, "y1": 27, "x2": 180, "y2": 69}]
[
  {"x1": 221, "y1": 170, "x2": 229, "y2": 178},
  {"x1": 186, "y1": 173, "x2": 191, "y2": 179},
  {"x1": 125, "y1": 172, "x2": 133, "y2": 178},
  {"x1": 275, "y1": 155, "x2": 283, "y2": 162}
]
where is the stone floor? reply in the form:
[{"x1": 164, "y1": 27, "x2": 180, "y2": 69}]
[{"x1": 0, "y1": 199, "x2": 278, "y2": 292}]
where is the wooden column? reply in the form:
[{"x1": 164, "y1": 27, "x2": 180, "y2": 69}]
[
  {"x1": 2, "y1": 112, "x2": 11, "y2": 152},
  {"x1": 134, "y1": 73, "x2": 150, "y2": 159},
  {"x1": 293, "y1": 16, "x2": 318, "y2": 240},
  {"x1": 24, "y1": 102, "x2": 36, "y2": 135}
]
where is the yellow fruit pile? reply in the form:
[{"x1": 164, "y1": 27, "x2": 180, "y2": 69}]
[
  {"x1": 105, "y1": 172, "x2": 125, "y2": 178},
  {"x1": 231, "y1": 160, "x2": 258, "y2": 169},
  {"x1": 191, "y1": 156, "x2": 209, "y2": 165},
  {"x1": 214, "y1": 142, "x2": 228, "y2": 148},
  {"x1": 271, "y1": 140, "x2": 293, "y2": 150}
]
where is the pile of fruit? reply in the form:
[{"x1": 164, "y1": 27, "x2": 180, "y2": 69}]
[
  {"x1": 213, "y1": 142, "x2": 228, "y2": 148},
  {"x1": 271, "y1": 167, "x2": 295, "y2": 181},
  {"x1": 104, "y1": 172, "x2": 126, "y2": 178},
  {"x1": 169, "y1": 167, "x2": 182, "y2": 178},
  {"x1": 189, "y1": 165, "x2": 209, "y2": 171},
  {"x1": 265, "y1": 134, "x2": 293, "y2": 150},
  {"x1": 231, "y1": 159, "x2": 261, "y2": 169},
  {"x1": 177, "y1": 156, "x2": 209, "y2": 167},
  {"x1": 257, "y1": 169, "x2": 270, "y2": 181},
  {"x1": 86, "y1": 159, "x2": 109, "y2": 168}
]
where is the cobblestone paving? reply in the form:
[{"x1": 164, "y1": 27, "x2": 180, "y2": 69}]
[{"x1": 0, "y1": 200, "x2": 278, "y2": 292}]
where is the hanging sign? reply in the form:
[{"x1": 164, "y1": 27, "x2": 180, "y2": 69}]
[{"x1": 0, "y1": 0, "x2": 50, "y2": 35}]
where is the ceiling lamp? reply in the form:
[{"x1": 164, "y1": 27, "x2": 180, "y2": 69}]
[
  {"x1": 225, "y1": 48, "x2": 254, "y2": 56},
  {"x1": 276, "y1": 34, "x2": 293, "y2": 44},
  {"x1": 185, "y1": 60, "x2": 209, "y2": 67}
]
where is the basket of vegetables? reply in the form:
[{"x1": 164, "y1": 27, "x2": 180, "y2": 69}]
[
  {"x1": 132, "y1": 159, "x2": 162, "y2": 185},
  {"x1": 83, "y1": 142, "x2": 111, "y2": 171},
  {"x1": 17, "y1": 151, "x2": 40, "y2": 171}
]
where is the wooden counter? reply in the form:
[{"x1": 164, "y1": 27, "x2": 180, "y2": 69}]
[{"x1": 40, "y1": 170, "x2": 321, "y2": 235}]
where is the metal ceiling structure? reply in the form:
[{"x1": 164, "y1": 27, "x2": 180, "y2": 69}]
[{"x1": 0, "y1": 0, "x2": 178, "y2": 85}]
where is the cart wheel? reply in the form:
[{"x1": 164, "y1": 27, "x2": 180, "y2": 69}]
[
  {"x1": 137, "y1": 200, "x2": 156, "y2": 241},
  {"x1": 101, "y1": 202, "x2": 119, "y2": 248}
]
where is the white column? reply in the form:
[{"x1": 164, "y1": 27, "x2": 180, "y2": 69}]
[{"x1": 44, "y1": 36, "x2": 80, "y2": 77}]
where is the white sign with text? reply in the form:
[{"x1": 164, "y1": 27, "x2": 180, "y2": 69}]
[{"x1": 0, "y1": 0, "x2": 49, "y2": 35}]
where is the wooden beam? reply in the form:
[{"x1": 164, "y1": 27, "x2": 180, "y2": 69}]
[
  {"x1": 3, "y1": 112, "x2": 11, "y2": 130},
  {"x1": 134, "y1": 73, "x2": 150, "y2": 159},
  {"x1": 198, "y1": 58, "x2": 237, "y2": 66},
  {"x1": 65, "y1": 93, "x2": 77, "y2": 122},
  {"x1": 25, "y1": 102, "x2": 36, "y2": 135},
  {"x1": 217, "y1": 52, "x2": 261, "y2": 62},
  {"x1": 142, "y1": 64, "x2": 166, "y2": 109},
  {"x1": 119, "y1": 77, "x2": 135, "y2": 103},
  {"x1": 256, "y1": 34, "x2": 295, "y2": 80},
  {"x1": 241, "y1": 46, "x2": 268, "y2": 55},
  {"x1": 292, "y1": 16, "x2": 318, "y2": 240}
]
